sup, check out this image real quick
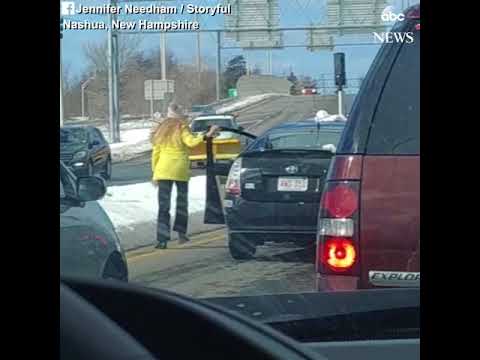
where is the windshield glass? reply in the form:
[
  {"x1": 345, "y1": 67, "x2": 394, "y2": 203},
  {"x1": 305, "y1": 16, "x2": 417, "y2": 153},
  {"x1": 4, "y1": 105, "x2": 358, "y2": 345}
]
[
  {"x1": 60, "y1": 0, "x2": 420, "y2": 342},
  {"x1": 191, "y1": 119, "x2": 234, "y2": 132},
  {"x1": 251, "y1": 126, "x2": 344, "y2": 151},
  {"x1": 60, "y1": 128, "x2": 87, "y2": 144}
]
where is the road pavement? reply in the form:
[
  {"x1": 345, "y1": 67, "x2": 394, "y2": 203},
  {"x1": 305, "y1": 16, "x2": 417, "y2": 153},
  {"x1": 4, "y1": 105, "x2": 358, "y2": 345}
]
[{"x1": 127, "y1": 229, "x2": 316, "y2": 298}]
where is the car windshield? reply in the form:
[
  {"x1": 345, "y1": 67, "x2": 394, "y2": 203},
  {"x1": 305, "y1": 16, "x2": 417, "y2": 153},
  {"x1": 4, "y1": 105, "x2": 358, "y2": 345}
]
[
  {"x1": 60, "y1": 128, "x2": 87, "y2": 144},
  {"x1": 60, "y1": 0, "x2": 420, "y2": 344},
  {"x1": 191, "y1": 118, "x2": 234, "y2": 132}
]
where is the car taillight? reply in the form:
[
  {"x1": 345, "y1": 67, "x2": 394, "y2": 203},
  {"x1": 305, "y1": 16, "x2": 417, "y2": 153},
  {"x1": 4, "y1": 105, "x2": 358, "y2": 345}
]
[
  {"x1": 323, "y1": 237, "x2": 357, "y2": 272},
  {"x1": 321, "y1": 184, "x2": 358, "y2": 218},
  {"x1": 316, "y1": 180, "x2": 360, "y2": 275},
  {"x1": 225, "y1": 158, "x2": 242, "y2": 195}
]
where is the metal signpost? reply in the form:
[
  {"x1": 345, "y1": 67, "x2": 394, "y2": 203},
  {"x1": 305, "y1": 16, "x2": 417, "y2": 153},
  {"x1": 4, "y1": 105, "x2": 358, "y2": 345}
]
[
  {"x1": 145, "y1": 80, "x2": 175, "y2": 118},
  {"x1": 334, "y1": 52, "x2": 346, "y2": 115},
  {"x1": 81, "y1": 75, "x2": 95, "y2": 119}
]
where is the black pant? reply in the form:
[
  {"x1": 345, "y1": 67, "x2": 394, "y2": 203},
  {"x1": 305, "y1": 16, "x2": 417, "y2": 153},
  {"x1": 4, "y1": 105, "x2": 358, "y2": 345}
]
[{"x1": 157, "y1": 180, "x2": 188, "y2": 243}]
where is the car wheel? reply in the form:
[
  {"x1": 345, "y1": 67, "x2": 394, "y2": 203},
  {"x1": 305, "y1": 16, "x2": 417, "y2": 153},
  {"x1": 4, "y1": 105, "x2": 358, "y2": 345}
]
[
  {"x1": 102, "y1": 157, "x2": 112, "y2": 180},
  {"x1": 102, "y1": 252, "x2": 128, "y2": 282},
  {"x1": 228, "y1": 233, "x2": 256, "y2": 260}
]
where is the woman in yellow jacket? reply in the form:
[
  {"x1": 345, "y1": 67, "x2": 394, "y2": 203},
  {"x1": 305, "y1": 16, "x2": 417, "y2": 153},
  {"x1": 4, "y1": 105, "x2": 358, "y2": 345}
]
[{"x1": 151, "y1": 103, "x2": 219, "y2": 249}]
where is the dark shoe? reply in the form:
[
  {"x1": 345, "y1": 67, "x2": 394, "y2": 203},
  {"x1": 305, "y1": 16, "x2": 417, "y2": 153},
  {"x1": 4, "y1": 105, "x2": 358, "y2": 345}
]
[
  {"x1": 178, "y1": 233, "x2": 190, "y2": 245},
  {"x1": 155, "y1": 241, "x2": 167, "y2": 249}
]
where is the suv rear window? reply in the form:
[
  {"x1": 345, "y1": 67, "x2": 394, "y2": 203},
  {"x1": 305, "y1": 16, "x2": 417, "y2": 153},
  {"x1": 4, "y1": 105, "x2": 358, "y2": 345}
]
[{"x1": 366, "y1": 30, "x2": 420, "y2": 155}]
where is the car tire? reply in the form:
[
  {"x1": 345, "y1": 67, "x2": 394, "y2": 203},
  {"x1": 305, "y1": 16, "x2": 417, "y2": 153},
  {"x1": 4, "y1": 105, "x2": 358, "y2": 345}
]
[
  {"x1": 102, "y1": 252, "x2": 128, "y2": 282},
  {"x1": 102, "y1": 157, "x2": 112, "y2": 180},
  {"x1": 228, "y1": 233, "x2": 256, "y2": 260}
]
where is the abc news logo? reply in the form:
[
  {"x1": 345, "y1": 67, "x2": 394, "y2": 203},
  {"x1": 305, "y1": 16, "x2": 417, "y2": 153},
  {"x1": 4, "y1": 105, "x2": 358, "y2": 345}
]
[
  {"x1": 374, "y1": 7, "x2": 415, "y2": 44},
  {"x1": 373, "y1": 31, "x2": 414, "y2": 44},
  {"x1": 381, "y1": 9, "x2": 405, "y2": 22}
]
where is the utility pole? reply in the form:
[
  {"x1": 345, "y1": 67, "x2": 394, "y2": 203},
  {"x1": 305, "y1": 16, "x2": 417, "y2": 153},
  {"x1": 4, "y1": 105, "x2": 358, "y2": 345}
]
[
  {"x1": 195, "y1": 12, "x2": 201, "y2": 87},
  {"x1": 108, "y1": 0, "x2": 120, "y2": 143},
  {"x1": 60, "y1": 56, "x2": 64, "y2": 127},
  {"x1": 160, "y1": 7, "x2": 167, "y2": 113},
  {"x1": 216, "y1": 31, "x2": 222, "y2": 101},
  {"x1": 267, "y1": 50, "x2": 273, "y2": 75},
  {"x1": 60, "y1": 14, "x2": 64, "y2": 127}
]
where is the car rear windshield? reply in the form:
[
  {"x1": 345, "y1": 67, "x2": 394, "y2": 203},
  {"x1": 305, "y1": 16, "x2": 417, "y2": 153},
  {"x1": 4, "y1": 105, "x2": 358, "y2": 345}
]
[
  {"x1": 191, "y1": 119, "x2": 234, "y2": 132},
  {"x1": 60, "y1": 128, "x2": 87, "y2": 144},
  {"x1": 366, "y1": 28, "x2": 420, "y2": 155},
  {"x1": 248, "y1": 125, "x2": 345, "y2": 151}
]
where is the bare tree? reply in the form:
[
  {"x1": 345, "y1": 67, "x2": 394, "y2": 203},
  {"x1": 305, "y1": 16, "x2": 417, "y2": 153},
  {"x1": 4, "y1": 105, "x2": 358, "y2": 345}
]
[
  {"x1": 82, "y1": 35, "x2": 143, "y2": 74},
  {"x1": 81, "y1": 35, "x2": 143, "y2": 120}
]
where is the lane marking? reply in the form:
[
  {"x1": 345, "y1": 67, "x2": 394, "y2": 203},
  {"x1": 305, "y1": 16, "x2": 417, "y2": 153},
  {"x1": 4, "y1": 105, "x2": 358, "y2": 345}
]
[
  {"x1": 126, "y1": 228, "x2": 225, "y2": 257},
  {"x1": 127, "y1": 234, "x2": 226, "y2": 263}
]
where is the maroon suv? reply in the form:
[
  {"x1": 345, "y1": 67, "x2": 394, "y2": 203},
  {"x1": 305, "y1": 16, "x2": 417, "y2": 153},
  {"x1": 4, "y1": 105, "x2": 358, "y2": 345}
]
[{"x1": 315, "y1": 5, "x2": 420, "y2": 291}]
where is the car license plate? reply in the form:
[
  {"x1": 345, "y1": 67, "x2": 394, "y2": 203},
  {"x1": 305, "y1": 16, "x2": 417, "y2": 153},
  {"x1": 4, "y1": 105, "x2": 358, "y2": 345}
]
[{"x1": 277, "y1": 178, "x2": 308, "y2": 192}]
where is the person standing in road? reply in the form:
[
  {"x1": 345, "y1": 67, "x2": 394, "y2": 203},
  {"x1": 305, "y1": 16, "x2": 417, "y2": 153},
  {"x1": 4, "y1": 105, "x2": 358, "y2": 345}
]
[{"x1": 150, "y1": 103, "x2": 219, "y2": 249}]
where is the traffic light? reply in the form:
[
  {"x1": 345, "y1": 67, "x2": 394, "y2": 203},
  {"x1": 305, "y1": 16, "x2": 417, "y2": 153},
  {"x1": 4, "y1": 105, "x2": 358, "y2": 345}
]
[
  {"x1": 334, "y1": 52, "x2": 346, "y2": 88},
  {"x1": 60, "y1": 16, "x2": 64, "y2": 39}
]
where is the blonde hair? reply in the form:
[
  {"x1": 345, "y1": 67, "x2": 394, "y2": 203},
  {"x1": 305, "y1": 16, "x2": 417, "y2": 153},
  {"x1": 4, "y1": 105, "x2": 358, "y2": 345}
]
[{"x1": 150, "y1": 117, "x2": 187, "y2": 146}]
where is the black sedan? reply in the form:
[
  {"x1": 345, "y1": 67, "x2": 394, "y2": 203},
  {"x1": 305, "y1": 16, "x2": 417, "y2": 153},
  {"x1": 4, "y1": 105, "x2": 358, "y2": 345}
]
[
  {"x1": 204, "y1": 119, "x2": 346, "y2": 260},
  {"x1": 60, "y1": 125, "x2": 112, "y2": 179},
  {"x1": 60, "y1": 161, "x2": 128, "y2": 281}
]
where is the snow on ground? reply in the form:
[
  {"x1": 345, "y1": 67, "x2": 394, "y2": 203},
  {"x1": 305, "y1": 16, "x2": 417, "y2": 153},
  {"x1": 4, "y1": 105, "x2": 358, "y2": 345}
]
[
  {"x1": 99, "y1": 176, "x2": 207, "y2": 231},
  {"x1": 216, "y1": 93, "x2": 286, "y2": 114},
  {"x1": 108, "y1": 128, "x2": 152, "y2": 163}
]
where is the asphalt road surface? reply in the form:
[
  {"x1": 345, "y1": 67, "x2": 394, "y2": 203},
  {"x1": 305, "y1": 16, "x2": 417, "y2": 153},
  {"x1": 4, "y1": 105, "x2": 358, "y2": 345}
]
[{"x1": 127, "y1": 229, "x2": 317, "y2": 298}]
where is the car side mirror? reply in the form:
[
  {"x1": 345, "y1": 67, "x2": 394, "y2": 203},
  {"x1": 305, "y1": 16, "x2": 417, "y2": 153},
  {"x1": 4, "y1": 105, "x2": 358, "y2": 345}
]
[
  {"x1": 91, "y1": 140, "x2": 100, "y2": 147},
  {"x1": 77, "y1": 176, "x2": 106, "y2": 202}
]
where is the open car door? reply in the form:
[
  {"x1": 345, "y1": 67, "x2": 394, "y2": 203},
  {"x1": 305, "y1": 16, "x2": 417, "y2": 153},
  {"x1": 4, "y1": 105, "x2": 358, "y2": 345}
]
[{"x1": 204, "y1": 127, "x2": 256, "y2": 224}]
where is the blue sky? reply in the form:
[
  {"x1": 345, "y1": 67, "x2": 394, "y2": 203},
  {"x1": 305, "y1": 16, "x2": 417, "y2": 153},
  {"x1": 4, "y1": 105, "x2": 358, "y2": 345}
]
[{"x1": 61, "y1": 0, "x2": 414, "y2": 79}]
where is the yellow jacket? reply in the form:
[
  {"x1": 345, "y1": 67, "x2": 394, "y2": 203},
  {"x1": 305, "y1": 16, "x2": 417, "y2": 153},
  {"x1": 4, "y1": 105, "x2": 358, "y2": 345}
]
[{"x1": 152, "y1": 125, "x2": 204, "y2": 182}]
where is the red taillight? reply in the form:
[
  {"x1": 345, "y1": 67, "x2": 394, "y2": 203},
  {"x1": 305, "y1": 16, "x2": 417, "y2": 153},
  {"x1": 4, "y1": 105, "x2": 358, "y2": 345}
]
[
  {"x1": 322, "y1": 184, "x2": 358, "y2": 218},
  {"x1": 322, "y1": 237, "x2": 357, "y2": 272},
  {"x1": 316, "y1": 175, "x2": 361, "y2": 276},
  {"x1": 226, "y1": 180, "x2": 241, "y2": 195},
  {"x1": 225, "y1": 158, "x2": 242, "y2": 195}
]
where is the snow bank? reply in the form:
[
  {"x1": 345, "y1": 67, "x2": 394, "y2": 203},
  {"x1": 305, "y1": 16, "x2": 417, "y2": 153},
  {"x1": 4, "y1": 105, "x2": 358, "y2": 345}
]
[
  {"x1": 100, "y1": 127, "x2": 152, "y2": 163},
  {"x1": 216, "y1": 93, "x2": 286, "y2": 114},
  {"x1": 109, "y1": 128, "x2": 152, "y2": 163},
  {"x1": 99, "y1": 176, "x2": 207, "y2": 231}
]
